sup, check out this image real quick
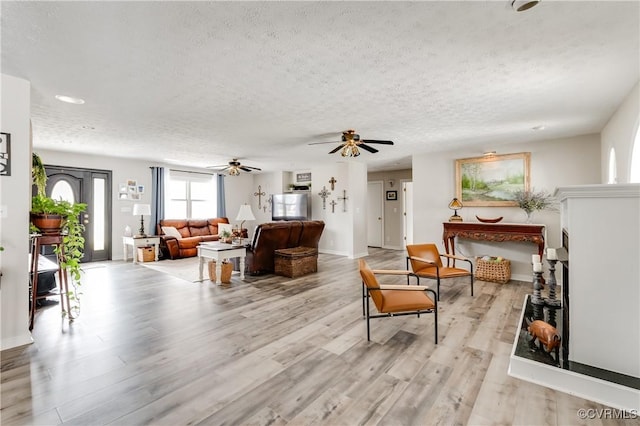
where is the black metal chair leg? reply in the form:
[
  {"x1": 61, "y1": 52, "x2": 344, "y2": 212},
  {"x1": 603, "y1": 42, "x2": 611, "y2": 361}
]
[{"x1": 365, "y1": 290, "x2": 371, "y2": 341}]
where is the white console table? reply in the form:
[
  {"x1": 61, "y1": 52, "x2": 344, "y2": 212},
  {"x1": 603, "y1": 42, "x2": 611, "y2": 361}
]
[{"x1": 122, "y1": 236, "x2": 160, "y2": 263}]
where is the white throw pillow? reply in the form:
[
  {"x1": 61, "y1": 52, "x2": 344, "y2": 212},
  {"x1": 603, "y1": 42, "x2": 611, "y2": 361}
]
[
  {"x1": 218, "y1": 223, "x2": 233, "y2": 236},
  {"x1": 162, "y1": 226, "x2": 182, "y2": 239}
]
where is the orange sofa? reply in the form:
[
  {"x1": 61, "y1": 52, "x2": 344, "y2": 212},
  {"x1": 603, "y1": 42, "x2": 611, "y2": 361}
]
[{"x1": 157, "y1": 218, "x2": 229, "y2": 259}]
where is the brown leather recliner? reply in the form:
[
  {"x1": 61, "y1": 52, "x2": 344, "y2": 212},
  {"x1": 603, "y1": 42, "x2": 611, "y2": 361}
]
[
  {"x1": 157, "y1": 218, "x2": 229, "y2": 259},
  {"x1": 245, "y1": 220, "x2": 324, "y2": 275}
]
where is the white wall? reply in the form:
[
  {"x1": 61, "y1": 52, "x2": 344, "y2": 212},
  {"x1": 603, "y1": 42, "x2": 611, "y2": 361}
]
[
  {"x1": 250, "y1": 171, "x2": 287, "y2": 226},
  {"x1": 311, "y1": 161, "x2": 367, "y2": 258},
  {"x1": 412, "y1": 134, "x2": 601, "y2": 281},
  {"x1": 601, "y1": 81, "x2": 640, "y2": 183},
  {"x1": 224, "y1": 172, "x2": 257, "y2": 237},
  {"x1": 1, "y1": 74, "x2": 33, "y2": 350}
]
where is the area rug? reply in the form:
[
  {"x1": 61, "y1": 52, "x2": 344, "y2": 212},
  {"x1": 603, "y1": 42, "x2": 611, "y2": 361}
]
[{"x1": 139, "y1": 257, "x2": 203, "y2": 283}]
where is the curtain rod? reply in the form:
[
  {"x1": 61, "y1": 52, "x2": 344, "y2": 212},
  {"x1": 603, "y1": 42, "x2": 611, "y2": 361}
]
[{"x1": 168, "y1": 168, "x2": 215, "y2": 176}]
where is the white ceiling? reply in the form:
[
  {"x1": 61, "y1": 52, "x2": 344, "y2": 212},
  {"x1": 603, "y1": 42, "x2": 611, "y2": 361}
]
[{"x1": 2, "y1": 1, "x2": 639, "y2": 173}]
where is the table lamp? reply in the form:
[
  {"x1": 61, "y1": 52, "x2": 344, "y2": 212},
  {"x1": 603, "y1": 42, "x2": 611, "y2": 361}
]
[
  {"x1": 133, "y1": 203, "x2": 151, "y2": 237},
  {"x1": 448, "y1": 198, "x2": 463, "y2": 222},
  {"x1": 235, "y1": 203, "x2": 256, "y2": 245}
]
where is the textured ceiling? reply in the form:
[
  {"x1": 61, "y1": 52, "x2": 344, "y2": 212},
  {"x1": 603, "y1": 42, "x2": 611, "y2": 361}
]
[{"x1": 2, "y1": 1, "x2": 639, "y2": 173}]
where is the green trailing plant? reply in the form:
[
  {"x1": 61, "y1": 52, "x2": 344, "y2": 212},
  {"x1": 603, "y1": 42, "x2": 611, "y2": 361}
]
[
  {"x1": 31, "y1": 194, "x2": 87, "y2": 317},
  {"x1": 31, "y1": 152, "x2": 87, "y2": 317},
  {"x1": 32, "y1": 152, "x2": 47, "y2": 197}
]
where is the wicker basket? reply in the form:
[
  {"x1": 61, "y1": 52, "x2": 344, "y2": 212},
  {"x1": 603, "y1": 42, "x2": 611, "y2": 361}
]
[
  {"x1": 475, "y1": 257, "x2": 511, "y2": 283},
  {"x1": 275, "y1": 247, "x2": 318, "y2": 278},
  {"x1": 137, "y1": 246, "x2": 154, "y2": 262},
  {"x1": 208, "y1": 260, "x2": 233, "y2": 283}
]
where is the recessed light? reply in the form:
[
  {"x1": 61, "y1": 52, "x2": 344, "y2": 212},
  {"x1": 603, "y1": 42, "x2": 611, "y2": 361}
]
[
  {"x1": 532, "y1": 125, "x2": 545, "y2": 131},
  {"x1": 55, "y1": 95, "x2": 85, "y2": 105},
  {"x1": 512, "y1": 0, "x2": 540, "y2": 12}
]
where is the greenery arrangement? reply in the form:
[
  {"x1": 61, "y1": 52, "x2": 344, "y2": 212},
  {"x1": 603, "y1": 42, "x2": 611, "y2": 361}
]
[
  {"x1": 513, "y1": 188, "x2": 556, "y2": 221},
  {"x1": 32, "y1": 152, "x2": 48, "y2": 197},
  {"x1": 31, "y1": 152, "x2": 87, "y2": 317}
]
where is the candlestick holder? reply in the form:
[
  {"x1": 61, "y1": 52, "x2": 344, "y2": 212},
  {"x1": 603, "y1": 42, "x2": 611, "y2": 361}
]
[
  {"x1": 531, "y1": 270, "x2": 545, "y2": 305},
  {"x1": 545, "y1": 258, "x2": 561, "y2": 308}
]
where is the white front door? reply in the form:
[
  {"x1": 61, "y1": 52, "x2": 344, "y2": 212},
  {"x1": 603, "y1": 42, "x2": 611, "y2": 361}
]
[{"x1": 367, "y1": 181, "x2": 384, "y2": 247}]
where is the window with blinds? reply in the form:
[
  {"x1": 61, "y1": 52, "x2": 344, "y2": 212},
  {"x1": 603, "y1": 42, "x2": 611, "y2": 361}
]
[{"x1": 165, "y1": 170, "x2": 217, "y2": 219}]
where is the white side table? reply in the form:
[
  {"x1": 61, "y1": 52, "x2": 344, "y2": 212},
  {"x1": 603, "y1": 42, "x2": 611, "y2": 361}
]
[
  {"x1": 123, "y1": 236, "x2": 160, "y2": 263},
  {"x1": 197, "y1": 242, "x2": 246, "y2": 284}
]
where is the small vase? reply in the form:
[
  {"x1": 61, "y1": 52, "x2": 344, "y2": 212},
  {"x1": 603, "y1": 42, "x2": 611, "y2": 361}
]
[{"x1": 525, "y1": 211, "x2": 534, "y2": 223}]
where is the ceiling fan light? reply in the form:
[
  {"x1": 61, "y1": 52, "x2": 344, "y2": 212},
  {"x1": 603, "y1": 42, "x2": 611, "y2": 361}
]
[
  {"x1": 228, "y1": 167, "x2": 240, "y2": 176},
  {"x1": 341, "y1": 145, "x2": 360, "y2": 157}
]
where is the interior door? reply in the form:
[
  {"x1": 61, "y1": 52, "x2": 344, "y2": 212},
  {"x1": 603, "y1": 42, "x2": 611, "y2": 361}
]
[
  {"x1": 45, "y1": 166, "x2": 112, "y2": 262},
  {"x1": 403, "y1": 181, "x2": 414, "y2": 246},
  {"x1": 367, "y1": 181, "x2": 384, "y2": 247}
]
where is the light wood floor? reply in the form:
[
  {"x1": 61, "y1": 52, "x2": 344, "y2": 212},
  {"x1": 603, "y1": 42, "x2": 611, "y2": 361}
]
[{"x1": 1, "y1": 248, "x2": 633, "y2": 425}]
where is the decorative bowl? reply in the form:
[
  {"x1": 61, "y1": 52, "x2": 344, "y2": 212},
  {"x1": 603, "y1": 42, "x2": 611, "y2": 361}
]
[{"x1": 476, "y1": 215, "x2": 503, "y2": 223}]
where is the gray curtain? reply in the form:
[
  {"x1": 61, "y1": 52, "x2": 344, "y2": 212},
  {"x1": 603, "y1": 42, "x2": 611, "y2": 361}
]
[
  {"x1": 150, "y1": 166, "x2": 165, "y2": 235},
  {"x1": 217, "y1": 174, "x2": 226, "y2": 217}
]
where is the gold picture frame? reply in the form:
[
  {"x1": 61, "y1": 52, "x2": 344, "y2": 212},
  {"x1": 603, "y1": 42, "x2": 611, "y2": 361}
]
[{"x1": 455, "y1": 152, "x2": 531, "y2": 206}]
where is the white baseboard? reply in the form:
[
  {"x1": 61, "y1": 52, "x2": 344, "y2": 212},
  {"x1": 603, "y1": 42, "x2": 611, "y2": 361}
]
[
  {"x1": 1, "y1": 333, "x2": 33, "y2": 351},
  {"x1": 350, "y1": 251, "x2": 369, "y2": 259},
  {"x1": 318, "y1": 248, "x2": 348, "y2": 256}
]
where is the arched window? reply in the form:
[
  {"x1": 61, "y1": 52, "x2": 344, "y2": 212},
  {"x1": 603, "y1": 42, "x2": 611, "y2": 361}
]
[
  {"x1": 608, "y1": 147, "x2": 617, "y2": 184},
  {"x1": 631, "y1": 125, "x2": 640, "y2": 183},
  {"x1": 51, "y1": 180, "x2": 75, "y2": 203}
]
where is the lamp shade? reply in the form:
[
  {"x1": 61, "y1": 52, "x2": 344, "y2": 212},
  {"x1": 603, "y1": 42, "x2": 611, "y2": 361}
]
[
  {"x1": 236, "y1": 204, "x2": 256, "y2": 221},
  {"x1": 133, "y1": 203, "x2": 151, "y2": 216},
  {"x1": 448, "y1": 198, "x2": 463, "y2": 210}
]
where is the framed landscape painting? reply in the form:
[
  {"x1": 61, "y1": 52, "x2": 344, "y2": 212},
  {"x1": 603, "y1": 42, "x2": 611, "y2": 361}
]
[{"x1": 455, "y1": 152, "x2": 530, "y2": 206}]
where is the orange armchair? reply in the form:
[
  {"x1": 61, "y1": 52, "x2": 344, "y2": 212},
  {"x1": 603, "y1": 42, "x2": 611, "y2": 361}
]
[
  {"x1": 406, "y1": 243, "x2": 474, "y2": 299},
  {"x1": 359, "y1": 259, "x2": 437, "y2": 343}
]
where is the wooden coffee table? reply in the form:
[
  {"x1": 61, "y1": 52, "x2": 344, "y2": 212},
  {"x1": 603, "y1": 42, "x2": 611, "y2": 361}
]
[{"x1": 197, "y1": 242, "x2": 246, "y2": 284}]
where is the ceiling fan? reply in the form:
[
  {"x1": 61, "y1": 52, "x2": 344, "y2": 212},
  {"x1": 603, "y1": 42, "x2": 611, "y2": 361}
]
[
  {"x1": 309, "y1": 129, "x2": 394, "y2": 157},
  {"x1": 206, "y1": 158, "x2": 262, "y2": 176}
]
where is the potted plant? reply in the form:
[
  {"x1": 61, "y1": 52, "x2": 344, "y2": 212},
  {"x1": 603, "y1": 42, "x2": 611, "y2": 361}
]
[
  {"x1": 220, "y1": 229, "x2": 232, "y2": 244},
  {"x1": 513, "y1": 188, "x2": 556, "y2": 223},
  {"x1": 31, "y1": 152, "x2": 87, "y2": 316}
]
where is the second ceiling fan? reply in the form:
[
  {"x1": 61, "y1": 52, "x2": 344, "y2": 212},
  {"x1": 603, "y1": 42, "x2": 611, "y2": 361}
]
[
  {"x1": 309, "y1": 129, "x2": 394, "y2": 157},
  {"x1": 207, "y1": 158, "x2": 261, "y2": 176}
]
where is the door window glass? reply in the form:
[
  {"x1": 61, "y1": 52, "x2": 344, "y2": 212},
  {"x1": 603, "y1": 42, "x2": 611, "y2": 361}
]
[
  {"x1": 93, "y1": 178, "x2": 105, "y2": 251},
  {"x1": 51, "y1": 180, "x2": 75, "y2": 203}
]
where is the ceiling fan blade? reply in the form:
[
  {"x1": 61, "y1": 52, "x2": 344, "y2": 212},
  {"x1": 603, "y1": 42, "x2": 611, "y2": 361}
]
[
  {"x1": 206, "y1": 165, "x2": 230, "y2": 169},
  {"x1": 329, "y1": 144, "x2": 344, "y2": 154},
  {"x1": 242, "y1": 166, "x2": 262, "y2": 171},
  {"x1": 359, "y1": 144, "x2": 379, "y2": 154},
  {"x1": 361, "y1": 139, "x2": 394, "y2": 145},
  {"x1": 239, "y1": 166, "x2": 254, "y2": 172},
  {"x1": 309, "y1": 141, "x2": 342, "y2": 145}
]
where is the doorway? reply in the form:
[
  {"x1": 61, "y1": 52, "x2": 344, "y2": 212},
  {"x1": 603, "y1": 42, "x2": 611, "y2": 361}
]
[
  {"x1": 367, "y1": 181, "x2": 384, "y2": 247},
  {"x1": 45, "y1": 165, "x2": 112, "y2": 262},
  {"x1": 402, "y1": 181, "x2": 413, "y2": 246}
]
